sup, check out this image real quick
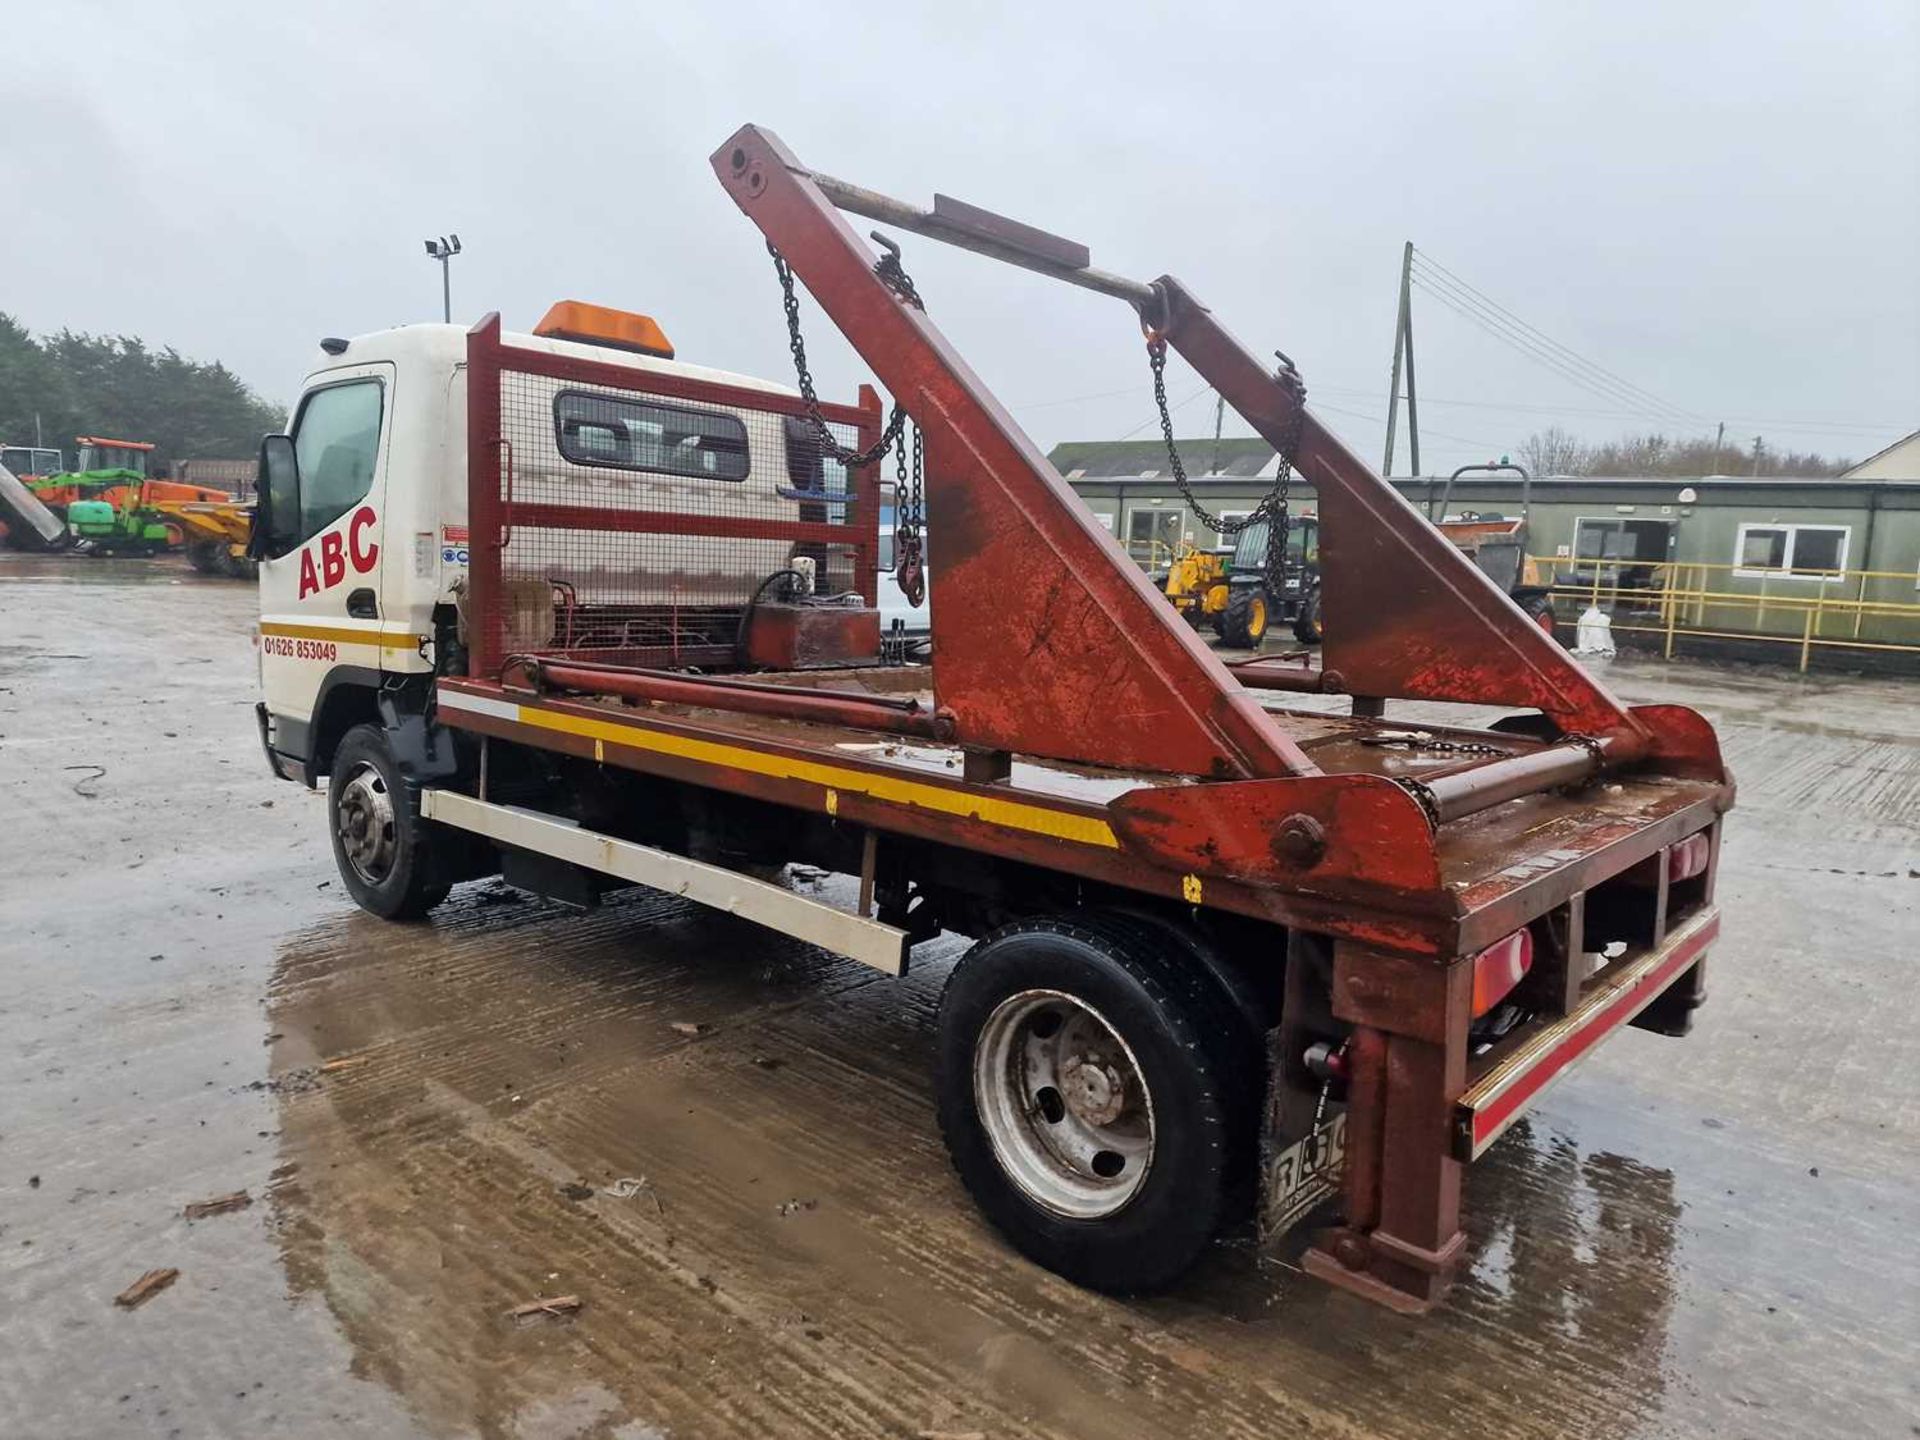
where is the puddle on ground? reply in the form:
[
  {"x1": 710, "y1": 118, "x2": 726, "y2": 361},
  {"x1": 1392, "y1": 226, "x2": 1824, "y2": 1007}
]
[{"x1": 264, "y1": 883, "x2": 1703, "y2": 1440}]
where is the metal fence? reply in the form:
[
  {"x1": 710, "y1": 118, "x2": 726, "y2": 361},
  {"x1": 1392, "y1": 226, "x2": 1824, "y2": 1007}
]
[
  {"x1": 466, "y1": 315, "x2": 882, "y2": 679},
  {"x1": 1534, "y1": 557, "x2": 1920, "y2": 671}
]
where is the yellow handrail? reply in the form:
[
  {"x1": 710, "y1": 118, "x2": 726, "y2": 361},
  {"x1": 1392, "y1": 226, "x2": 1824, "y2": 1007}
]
[{"x1": 1531, "y1": 555, "x2": 1920, "y2": 671}]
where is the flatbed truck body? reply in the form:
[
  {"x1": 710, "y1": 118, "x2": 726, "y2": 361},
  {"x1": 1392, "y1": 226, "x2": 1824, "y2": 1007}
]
[{"x1": 250, "y1": 126, "x2": 1731, "y2": 1312}]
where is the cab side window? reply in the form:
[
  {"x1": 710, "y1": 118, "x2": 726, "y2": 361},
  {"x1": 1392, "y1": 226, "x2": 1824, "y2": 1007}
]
[{"x1": 293, "y1": 380, "x2": 384, "y2": 541}]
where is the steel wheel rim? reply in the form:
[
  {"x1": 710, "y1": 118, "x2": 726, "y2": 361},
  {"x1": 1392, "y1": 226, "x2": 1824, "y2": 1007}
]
[
  {"x1": 973, "y1": 988, "x2": 1155, "y2": 1218},
  {"x1": 336, "y1": 761, "x2": 398, "y2": 885}
]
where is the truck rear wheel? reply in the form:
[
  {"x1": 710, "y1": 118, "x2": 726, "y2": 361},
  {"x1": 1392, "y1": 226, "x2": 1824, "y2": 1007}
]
[
  {"x1": 1220, "y1": 590, "x2": 1269, "y2": 649},
  {"x1": 328, "y1": 724, "x2": 451, "y2": 920},
  {"x1": 935, "y1": 916, "x2": 1237, "y2": 1293}
]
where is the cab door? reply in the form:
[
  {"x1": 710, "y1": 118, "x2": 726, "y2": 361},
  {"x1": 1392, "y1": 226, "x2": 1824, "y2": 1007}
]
[{"x1": 257, "y1": 363, "x2": 397, "y2": 756}]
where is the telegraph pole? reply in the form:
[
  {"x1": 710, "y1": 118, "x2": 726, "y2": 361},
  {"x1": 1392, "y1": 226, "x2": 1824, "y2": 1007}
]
[
  {"x1": 1211, "y1": 392, "x2": 1225, "y2": 475},
  {"x1": 1382, "y1": 241, "x2": 1421, "y2": 476}
]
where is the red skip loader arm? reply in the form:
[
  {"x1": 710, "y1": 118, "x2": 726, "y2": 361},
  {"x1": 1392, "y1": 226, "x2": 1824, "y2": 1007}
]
[
  {"x1": 712, "y1": 125, "x2": 1315, "y2": 781},
  {"x1": 712, "y1": 123, "x2": 1650, "y2": 760},
  {"x1": 1149, "y1": 281, "x2": 1638, "y2": 737}
]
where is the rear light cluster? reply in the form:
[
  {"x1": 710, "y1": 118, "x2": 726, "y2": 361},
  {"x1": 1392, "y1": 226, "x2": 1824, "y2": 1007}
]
[
  {"x1": 1667, "y1": 831, "x2": 1711, "y2": 884},
  {"x1": 1471, "y1": 928, "x2": 1534, "y2": 1018}
]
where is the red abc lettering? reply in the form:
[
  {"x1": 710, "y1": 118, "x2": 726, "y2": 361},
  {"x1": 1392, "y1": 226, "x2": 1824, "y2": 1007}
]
[
  {"x1": 348, "y1": 506, "x2": 379, "y2": 573},
  {"x1": 320, "y1": 531, "x2": 346, "y2": 589},
  {"x1": 298, "y1": 549, "x2": 320, "y2": 598}
]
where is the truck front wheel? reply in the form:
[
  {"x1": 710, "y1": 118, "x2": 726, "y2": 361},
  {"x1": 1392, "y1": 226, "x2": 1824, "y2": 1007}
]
[
  {"x1": 328, "y1": 723, "x2": 450, "y2": 920},
  {"x1": 935, "y1": 917, "x2": 1236, "y2": 1293}
]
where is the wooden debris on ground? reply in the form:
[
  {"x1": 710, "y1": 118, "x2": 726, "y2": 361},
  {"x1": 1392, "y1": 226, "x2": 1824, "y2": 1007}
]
[
  {"x1": 669, "y1": 1021, "x2": 709, "y2": 1038},
  {"x1": 114, "y1": 1268, "x2": 179, "y2": 1309},
  {"x1": 183, "y1": 1190, "x2": 252, "y2": 1220},
  {"x1": 508, "y1": 1294, "x2": 583, "y2": 1326}
]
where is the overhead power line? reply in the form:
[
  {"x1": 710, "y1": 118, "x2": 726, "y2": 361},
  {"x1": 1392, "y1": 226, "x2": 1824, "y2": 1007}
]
[
  {"x1": 1112, "y1": 381, "x2": 1212, "y2": 441},
  {"x1": 1410, "y1": 249, "x2": 1704, "y2": 423},
  {"x1": 1312, "y1": 383, "x2": 1899, "y2": 435},
  {"x1": 1409, "y1": 249, "x2": 1707, "y2": 428},
  {"x1": 1014, "y1": 376, "x2": 1899, "y2": 440},
  {"x1": 1411, "y1": 270, "x2": 1699, "y2": 426},
  {"x1": 1313, "y1": 399, "x2": 1505, "y2": 453}
]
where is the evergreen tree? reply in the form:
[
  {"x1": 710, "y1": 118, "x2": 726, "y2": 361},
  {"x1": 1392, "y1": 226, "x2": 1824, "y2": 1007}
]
[{"x1": 0, "y1": 314, "x2": 284, "y2": 472}]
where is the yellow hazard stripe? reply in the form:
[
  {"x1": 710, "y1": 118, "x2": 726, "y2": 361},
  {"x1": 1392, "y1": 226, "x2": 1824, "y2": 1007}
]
[
  {"x1": 259, "y1": 621, "x2": 425, "y2": 652},
  {"x1": 494, "y1": 698, "x2": 1120, "y2": 849}
]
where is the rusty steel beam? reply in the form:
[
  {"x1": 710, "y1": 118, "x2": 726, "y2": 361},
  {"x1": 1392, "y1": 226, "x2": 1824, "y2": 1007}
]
[
  {"x1": 528, "y1": 659, "x2": 953, "y2": 740},
  {"x1": 806, "y1": 173, "x2": 1154, "y2": 306},
  {"x1": 710, "y1": 125, "x2": 1315, "y2": 782},
  {"x1": 1230, "y1": 664, "x2": 1338, "y2": 694}
]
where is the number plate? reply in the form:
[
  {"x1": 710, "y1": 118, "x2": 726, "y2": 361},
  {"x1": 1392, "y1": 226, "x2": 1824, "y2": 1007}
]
[{"x1": 1262, "y1": 1109, "x2": 1347, "y2": 1240}]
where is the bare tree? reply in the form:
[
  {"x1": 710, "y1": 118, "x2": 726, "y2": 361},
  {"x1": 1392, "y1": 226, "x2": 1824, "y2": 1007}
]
[
  {"x1": 1517, "y1": 425, "x2": 1850, "y2": 478},
  {"x1": 1518, "y1": 426, "x2": 1591, "y2": 477}
]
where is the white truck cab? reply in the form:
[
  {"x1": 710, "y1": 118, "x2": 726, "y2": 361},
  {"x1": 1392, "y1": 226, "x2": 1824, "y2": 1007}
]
[{"x1": 252, "y1": 307, "x2": 810, "y2": 792}]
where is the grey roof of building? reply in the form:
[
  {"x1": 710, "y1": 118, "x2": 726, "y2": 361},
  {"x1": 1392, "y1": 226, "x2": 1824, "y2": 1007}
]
[{"x1": 1047, "y1": 437, "x2": 1276, "y2": 479}]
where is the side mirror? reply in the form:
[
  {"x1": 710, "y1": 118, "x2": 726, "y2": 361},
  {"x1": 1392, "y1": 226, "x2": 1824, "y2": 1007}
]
[{"x1": 250, "y1": 433, "x2": 300, "y2": 559}]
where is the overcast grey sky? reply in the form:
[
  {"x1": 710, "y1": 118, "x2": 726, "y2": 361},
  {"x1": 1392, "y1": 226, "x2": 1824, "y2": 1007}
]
[{"x1": 5, "y1": 0, "x2": 1915, "y2": 472}]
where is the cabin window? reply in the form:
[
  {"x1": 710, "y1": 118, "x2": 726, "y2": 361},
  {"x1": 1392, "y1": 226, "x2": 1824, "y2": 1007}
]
[
  {"x1": 1734, "y1": 523, "x2": 1849, "y2": 580},
  {"x1": 553, "y1": 391, "x2": 750, "y2": 481},
  {"x1": 292, "y1": 378, "x2": 385, "y2": 542}
]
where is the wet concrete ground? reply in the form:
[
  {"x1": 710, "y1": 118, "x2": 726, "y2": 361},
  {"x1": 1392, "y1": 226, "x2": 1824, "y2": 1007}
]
[{"x1": 2, "y1": 552, "x2": 1915, "y2": 1439}]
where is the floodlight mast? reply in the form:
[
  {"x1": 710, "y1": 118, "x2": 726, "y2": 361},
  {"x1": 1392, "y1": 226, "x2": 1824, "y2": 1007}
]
[{"x1": 424, "y1": 234, "x2": 461, "y2": 322}]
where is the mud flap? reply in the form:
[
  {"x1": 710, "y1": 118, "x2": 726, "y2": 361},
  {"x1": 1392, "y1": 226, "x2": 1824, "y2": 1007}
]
[
  {"x1": 1258, "y1": 1026, "x2": 1348, "y2": 1249},
  {"x1": 1257, "y1": 931, "x2": 1351, "y2": 1252}
]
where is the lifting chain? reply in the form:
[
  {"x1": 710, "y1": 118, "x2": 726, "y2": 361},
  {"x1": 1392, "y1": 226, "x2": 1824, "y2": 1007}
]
[
  {"x1": 768, "y1": 237, "x2": 927, "y2": 606},
  {"x1": 1360, "y1": 729, "x2": 1511, "y2": 756},
  {"x1": 1145, "y1": 331, "x2": 1307, "y2": 595}
]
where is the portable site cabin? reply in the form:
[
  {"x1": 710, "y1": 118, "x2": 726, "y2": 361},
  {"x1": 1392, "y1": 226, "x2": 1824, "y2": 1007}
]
[{"x1": 1061, "y1": 455, "x2": 1920, "y2": 667}]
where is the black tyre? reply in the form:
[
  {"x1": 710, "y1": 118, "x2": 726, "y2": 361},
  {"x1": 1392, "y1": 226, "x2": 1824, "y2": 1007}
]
[
  {"x1": 935, "y1": 916, "x2": 1238, "y2": 1294},
  {"x1": 1068, "y1": 909, "x2": 1269, "y2": 1191},
  {"x1": 1219, "y1": 589, "x2": 1269, "y2": 649},
  {"x1": 1518, "y1": 590, "x2": 1558, "y2": 642},
  {"x1": 217, "y1": 547, "x2": 259, "y2": 581},
  {"x1": 1292, "y1": 588, "x2": 1323, "y2": 645},
  {"x1": 328, "y1": 723, "x2": 450, "y2": 920},
  {"x1": 186, "y1": 539, "x2": 225, "y2": 574}
]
